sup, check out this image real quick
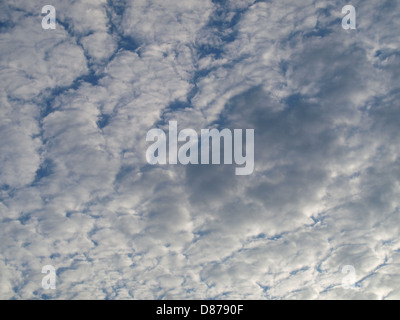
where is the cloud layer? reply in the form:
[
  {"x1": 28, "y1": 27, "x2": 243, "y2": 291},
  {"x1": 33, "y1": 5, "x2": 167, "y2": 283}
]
[{"x1": 0, "y1": 0, "x2": 399, "y2": 299}]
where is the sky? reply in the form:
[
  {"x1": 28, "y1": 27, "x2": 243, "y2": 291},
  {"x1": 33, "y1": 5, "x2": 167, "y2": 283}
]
[{"x1": 0, "y1": 0, "x2": 399, "y2": 299}]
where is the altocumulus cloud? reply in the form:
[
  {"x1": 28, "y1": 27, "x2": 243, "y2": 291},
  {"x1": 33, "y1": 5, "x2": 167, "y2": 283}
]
[{"x1": 0, "y1": 0, "x2": 399, "y2": 299}]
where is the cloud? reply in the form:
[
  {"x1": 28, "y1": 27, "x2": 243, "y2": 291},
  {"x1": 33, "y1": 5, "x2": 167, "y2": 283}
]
[{"x1": 0, "y1": 0, "x2": 399, "y2": 300}]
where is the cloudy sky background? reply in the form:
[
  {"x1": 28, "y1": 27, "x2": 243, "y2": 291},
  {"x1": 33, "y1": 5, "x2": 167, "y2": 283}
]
[{"x1": 0, "y1": 0, "x2": 399, "y2": 299}]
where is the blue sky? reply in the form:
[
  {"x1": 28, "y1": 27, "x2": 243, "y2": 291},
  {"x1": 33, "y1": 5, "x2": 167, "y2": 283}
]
[{"x1": 0, "y1": 0, "x2": 400, "y2": 299}]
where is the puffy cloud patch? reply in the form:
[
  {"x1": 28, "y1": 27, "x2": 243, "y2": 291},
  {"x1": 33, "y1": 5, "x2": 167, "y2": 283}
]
[{"x1": 0, "y1": 0, "x2": 399, "y2": 300}]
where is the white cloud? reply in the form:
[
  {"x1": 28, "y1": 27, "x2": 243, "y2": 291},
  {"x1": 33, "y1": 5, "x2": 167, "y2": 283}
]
[{"x1": 1, "y1": 0, "x2": 399, "y2": 300}]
